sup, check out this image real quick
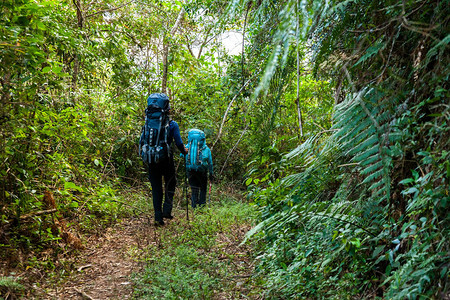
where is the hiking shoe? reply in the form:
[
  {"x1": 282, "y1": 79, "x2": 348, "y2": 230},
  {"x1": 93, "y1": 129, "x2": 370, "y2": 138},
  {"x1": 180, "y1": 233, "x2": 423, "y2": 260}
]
[
  {"x1": 154, "y1": 220, "x2": 165, "y2": 226},
  {"x1": 162, "y1": 214, "x2": 174, "y2": 219}
]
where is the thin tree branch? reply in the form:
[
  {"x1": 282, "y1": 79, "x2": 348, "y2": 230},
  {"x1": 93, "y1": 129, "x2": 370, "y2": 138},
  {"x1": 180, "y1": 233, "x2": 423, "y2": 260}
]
[
  {"x1": 219, "y1": 124, "x2": 249, "y2": 176},
  {"x1": 183, "y1": 34, "x2": 197, "y2": 58},
  {"x1": 162, "y1": 7, "x2": 185, "y2": 93},
  {"x1": 212, "y1": 75, "x2": 256, "y2": 150},
  {"x1": 85, "y1": 0, "x2": 135, "y2": 18},
  {"x1": 196, "y1": 26, "x2": 214, "y2": 59},
  {"x1": 20, "y1": 209, "x2": 57, "y2": 220}
]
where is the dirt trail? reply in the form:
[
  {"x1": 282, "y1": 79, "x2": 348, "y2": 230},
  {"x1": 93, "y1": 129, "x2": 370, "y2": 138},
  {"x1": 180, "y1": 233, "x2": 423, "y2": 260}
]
[
  {"x1": 10, "y1": 196, "x2": 256, "y2": 299},
  {"x1": 43, "y1": 217, "x2": 153, "y2": 300}
]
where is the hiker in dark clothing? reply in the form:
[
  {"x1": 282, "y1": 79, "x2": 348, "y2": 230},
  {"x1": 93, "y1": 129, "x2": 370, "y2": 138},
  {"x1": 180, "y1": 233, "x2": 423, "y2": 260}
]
[
  {"x1": 147, "y1": 120, "x2": 187, "y2": 225},
  {"x1": 140, "y1": 93, "x2": 187, "y2": 226},
  {"x1": 185, "y1": 129, "x2": 214, "y2": 208},
  {"x1": 188, "y1": 165, "x2": 213, "y2": 208}
]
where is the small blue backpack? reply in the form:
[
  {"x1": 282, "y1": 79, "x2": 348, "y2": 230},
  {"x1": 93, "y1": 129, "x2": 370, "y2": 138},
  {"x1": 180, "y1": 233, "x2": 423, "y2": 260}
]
[
  {"x1": 139, "y1": 93, "x2": 170, "y2": 165},
  {"x1": 186, "y1": 129, "x2": 211, "y2": 172}
]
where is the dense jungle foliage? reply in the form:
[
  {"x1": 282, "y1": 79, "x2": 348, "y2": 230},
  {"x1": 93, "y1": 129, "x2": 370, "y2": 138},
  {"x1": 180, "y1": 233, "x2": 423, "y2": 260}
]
[
  {"x1": 239, "y1": 0, "x2": 449, "y2": 298},
  {"x1": 1, "y1": 0, "x2": 448, "y2": 298},
  {"x1": 0, "y1": 0, "x2": 248, "y2": 274}
]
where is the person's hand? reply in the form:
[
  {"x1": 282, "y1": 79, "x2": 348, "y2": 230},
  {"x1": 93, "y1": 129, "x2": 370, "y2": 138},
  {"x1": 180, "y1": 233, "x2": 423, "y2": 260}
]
[
  {"x1": 184, "y1": 147, "x2": 188, "y2": 155},
  {"x1": 209, "y1": 174, "x2": 215, "y2": 183}
]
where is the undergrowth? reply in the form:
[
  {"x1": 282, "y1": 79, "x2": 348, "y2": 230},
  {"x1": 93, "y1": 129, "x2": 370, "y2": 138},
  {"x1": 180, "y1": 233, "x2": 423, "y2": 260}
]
[
  {"x1": 131, "y1": 196, "x2": 259, "y2": 299},
  {"x1": 236, "y1": 0, "x2": 449, "y2": 298},
  {"x1": 0, "y1": 185, "x2": 151, "y2": 300},
  {"x1": 0, "y1": 276, "x2": 24, "y2": 299}
]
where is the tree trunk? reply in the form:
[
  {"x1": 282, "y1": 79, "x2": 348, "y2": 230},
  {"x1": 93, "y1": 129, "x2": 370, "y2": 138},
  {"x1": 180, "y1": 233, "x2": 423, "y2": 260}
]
[
  {"x1": 296, "y1": 0, "x2": 303, "y2": 139},
  {"x1": 161, "y1": 43, "x2": 169, "y2": 94},
  {"x1": 161, "y1": 7, "x2": 185, "y2": 94},
  {"x1": 71, "y1": 0, "x2": 83, "y2": 93}
]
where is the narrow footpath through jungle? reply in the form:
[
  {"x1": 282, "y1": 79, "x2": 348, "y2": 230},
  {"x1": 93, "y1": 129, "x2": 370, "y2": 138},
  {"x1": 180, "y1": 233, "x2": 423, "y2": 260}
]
[{"x1": 33, "y1": 187, "x2": 260, "y2": 299}]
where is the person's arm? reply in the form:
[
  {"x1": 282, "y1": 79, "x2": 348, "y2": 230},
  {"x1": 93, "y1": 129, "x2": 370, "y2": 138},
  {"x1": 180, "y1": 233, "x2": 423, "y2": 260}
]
[{"x1": 171, "y1": 121, "x2": 188, "y2": 154}]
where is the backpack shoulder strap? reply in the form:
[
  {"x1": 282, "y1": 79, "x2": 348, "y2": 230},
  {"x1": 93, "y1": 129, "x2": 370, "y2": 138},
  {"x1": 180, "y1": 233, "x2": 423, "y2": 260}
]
[
  {"x1": 154, "y1": 109, "x2": 165, "y2": 146},
  {"x1": 162, "y1": 115, "x2": 170, "y2": 154}
]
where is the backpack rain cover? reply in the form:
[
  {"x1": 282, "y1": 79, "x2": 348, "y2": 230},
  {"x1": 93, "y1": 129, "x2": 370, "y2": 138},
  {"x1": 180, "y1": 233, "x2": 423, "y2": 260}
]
[
  {"x1": 186, "y1": 129, "x2": 211, "y2": 172},
  {"x1": 139, "y1": 93, "x2": 171, "y2": 165}
]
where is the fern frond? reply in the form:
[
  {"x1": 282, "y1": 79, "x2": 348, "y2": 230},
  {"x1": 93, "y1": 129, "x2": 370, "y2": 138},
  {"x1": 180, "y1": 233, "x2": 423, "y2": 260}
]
[
  {"x1": 360, "y1": 153, "x2": 381, "y2": 167},
  {"x1": 350, "y1": 125, "x2": 377, "y2": 146},
  {"x1": 252, "y1": 44, "x2": 282, "y2": 101},
  {"x1": 352, "y1": 144, "x2": 380, "y2": 162},
  {"x1": 362, "y1": 168, "x2": 384, "y2": 184},
  {"x1": 376, "y1": 110, "x2": 393, "y2": 125},
  {"x1": 336, "y1": 118, "x2": 372, "y2": 145},
  {"x1": 285, "y1": 135, "x2": 320, "y2": 159},
  {"x1": 371, "y1": 185, "x2": 388, "y2": 197},
  {"x1": 333, "y1": 105, "x2": 364, "y2": 129},
  {"x1": 360, "y1": 160, "x2": 383, "y2": 176},
  {"x1": 333, "y1": 106, "x2": 364, "y2": 131},
  {"x1": 346, "y1": 135, "x2": 379, "y2": 156},
  {"x1": 388, "y1": 132, "x2": 403, "y2": 143}
]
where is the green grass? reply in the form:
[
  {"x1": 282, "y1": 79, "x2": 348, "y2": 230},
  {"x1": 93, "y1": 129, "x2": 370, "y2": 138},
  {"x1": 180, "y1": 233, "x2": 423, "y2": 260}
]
[
  {"x1": 131, "y1": 196, "x2": 258, "y2": 299},
  {"x1": 0, "y1": 276, "x2": 24, "y2": 299}
]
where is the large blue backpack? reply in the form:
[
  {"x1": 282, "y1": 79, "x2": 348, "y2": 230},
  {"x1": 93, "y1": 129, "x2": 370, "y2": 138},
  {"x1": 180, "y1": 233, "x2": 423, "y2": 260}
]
[
  {"x1": 139, "y1": 93, "x2": 171, "y2": 165},
  {"x1": 186, "y1": 129, "x2": 210, "y2": 172}
]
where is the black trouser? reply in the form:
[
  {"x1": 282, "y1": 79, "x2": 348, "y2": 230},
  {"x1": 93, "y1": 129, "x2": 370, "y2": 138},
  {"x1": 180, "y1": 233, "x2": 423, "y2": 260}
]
[
  {"x1": 147, "y1": 156, "x2": 176, "y2": 222},
  {"x1": 188, "y1": 170, "x2": 208, "y2": 208}
]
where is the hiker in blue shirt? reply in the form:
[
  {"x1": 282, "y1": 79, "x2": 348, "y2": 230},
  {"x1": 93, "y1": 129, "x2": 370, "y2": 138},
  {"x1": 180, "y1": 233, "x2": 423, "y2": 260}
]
[
  {"x1": 185, "y1": 129, "x2": 214, "y2": 208},
  {"x1": 140, "y1": 93, "x2": 187, "y2": 226}
]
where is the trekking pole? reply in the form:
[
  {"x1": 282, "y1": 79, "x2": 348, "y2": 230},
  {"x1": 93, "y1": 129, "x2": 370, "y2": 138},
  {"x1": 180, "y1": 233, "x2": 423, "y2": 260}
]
[
  {"x1": 208, "y1": 181, "x2": 212, "y2": 205},
  {"x1": 184, "y1": 154, "x2": 189, "y2": 222}
]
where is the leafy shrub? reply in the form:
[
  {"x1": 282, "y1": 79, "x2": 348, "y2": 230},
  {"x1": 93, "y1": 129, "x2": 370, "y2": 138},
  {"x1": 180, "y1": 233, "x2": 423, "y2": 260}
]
[
  {"x1": 238, "y1": 0, "x2": 449, "y2": 298},
  {"x1": 0, "y1": 276, "x2": 25, "y2": 299}
]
